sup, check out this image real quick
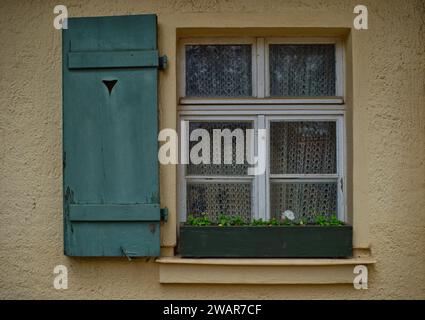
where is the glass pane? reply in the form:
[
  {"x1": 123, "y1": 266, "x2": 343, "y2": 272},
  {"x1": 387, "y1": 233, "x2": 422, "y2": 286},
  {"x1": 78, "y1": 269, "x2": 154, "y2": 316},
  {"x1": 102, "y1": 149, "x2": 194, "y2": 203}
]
[
  {"x1": 187, "y1": 183, "x2": 252, "y2": 222},
  {"x1": 187, "y1": 121, "x2": 253, "y2": 176},
  {"x1": 270, "y1": 181, "x2": 337, "y2": 222},
  {"x1": 270, "y1": 121, "x2": 336, "y2": 174},
  {"x1": 185, "y1": 45, "x2": 252, "y2": 97},
  {"x1": 269, "y1": 44, "x2": 336, "y2": 96}
]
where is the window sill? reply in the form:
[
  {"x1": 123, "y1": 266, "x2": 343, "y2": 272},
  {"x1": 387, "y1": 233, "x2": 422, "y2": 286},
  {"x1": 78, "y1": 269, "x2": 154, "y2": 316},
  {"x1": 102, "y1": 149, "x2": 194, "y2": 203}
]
[{"x1": 156, "y1": 256, "x2": 376, "y2": 284}]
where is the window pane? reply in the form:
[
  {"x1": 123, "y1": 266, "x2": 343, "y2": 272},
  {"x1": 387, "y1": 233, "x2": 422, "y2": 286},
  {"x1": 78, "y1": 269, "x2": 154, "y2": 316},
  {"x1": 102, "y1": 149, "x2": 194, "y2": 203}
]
[
  {"x1": 270, "y1": 181, "x2": 337, "y2": 222},
  {"x1": 187, "y1": 182, "x2": 252, "y2": 222},
  {"x1": 269, "y1": 44, "x2": 335, "y2": 96},
  {"x1": 187, "y1": 121, "x2": 253, "y2": 176},
  {"x1": 185, "y1": 45, "x2": 252, "y2": 97},
  {"x1": 270, "y1": 121, "x2": 337, "y2": 174}
]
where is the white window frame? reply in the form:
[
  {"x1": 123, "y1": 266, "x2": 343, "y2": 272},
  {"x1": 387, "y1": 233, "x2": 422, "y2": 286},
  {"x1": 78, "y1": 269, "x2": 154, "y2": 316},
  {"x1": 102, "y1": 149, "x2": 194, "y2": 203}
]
[
  {"x1": 178, "y1": 115, "x2": 259, "y2": 223},
  {"x1": 177, "y1": 36, "x2": 347, "y2": 224},
  {"x1": 178, "y1": 37, "x2": 344, "y2": 105},
  {"x1": 266, "y1": 115, "x2": 346, "y2": 222}
]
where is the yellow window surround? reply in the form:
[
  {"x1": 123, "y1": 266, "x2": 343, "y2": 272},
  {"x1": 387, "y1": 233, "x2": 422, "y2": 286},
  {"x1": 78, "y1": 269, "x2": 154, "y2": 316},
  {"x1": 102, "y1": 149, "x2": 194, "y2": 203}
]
[{"x1": 157, "y1": 253, "x2": 376, "y2": 284}]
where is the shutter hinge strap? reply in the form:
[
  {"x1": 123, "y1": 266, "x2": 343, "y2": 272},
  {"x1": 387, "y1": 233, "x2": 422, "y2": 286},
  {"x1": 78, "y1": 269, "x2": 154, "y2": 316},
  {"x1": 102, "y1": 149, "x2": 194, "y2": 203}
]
[
  {"x1": 158, "y1": 55, "x2": 168, "y2": 70},
  {"x1": 160, "y1": 207, "x2": 169, "y2": 222}
]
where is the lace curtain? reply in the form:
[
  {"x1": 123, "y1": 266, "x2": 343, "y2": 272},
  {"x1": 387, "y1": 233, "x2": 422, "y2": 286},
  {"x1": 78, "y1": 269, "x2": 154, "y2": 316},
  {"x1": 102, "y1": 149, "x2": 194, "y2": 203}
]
[
  {"x1": 270, "y1": 182, "x2": 337, "y2": 222},
  {"x1": 270, "y1": 121, "x2": 337, "y2": 221},
  {"x1": 269, "y1": 44, "x2": 336, "y2": 97},
  {"x1": 184, "y1": 43, "x2": 339, "y2": 222},
  {"x1": 187, "y1": 183, "x2": 252, "y2": 223},
  {"x1": 186, "y1": 121, "x2": 253, "y2": 222},
  {"x1": 270, "y1": 121, "x2": 336, "y2": 174},
  {"x1": 187, "y1": 121, "x2": 252, "y2": 176},
  {"x1": 185, "y1": 45, "x2": 252, "y2": 97}
]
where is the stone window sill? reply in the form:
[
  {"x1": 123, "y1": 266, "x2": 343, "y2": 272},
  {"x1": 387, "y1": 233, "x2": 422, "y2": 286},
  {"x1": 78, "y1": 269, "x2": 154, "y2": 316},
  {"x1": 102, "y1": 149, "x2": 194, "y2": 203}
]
[{"x1": 156, "y1": 256, "x2": 376, "y2": 284}]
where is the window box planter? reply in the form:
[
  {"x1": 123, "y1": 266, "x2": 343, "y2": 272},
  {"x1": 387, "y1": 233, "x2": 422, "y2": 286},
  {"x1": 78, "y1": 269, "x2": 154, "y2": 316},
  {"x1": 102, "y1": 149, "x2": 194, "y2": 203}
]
[{"x1": 179, "y1": 225, "x2": 352, "y2": 258}]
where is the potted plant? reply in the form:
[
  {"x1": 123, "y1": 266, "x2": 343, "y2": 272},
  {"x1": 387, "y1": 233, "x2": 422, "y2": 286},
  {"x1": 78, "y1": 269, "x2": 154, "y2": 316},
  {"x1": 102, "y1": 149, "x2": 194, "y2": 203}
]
[{"x1": 179, "y1": 212, "x2": 352, "y2": 258}]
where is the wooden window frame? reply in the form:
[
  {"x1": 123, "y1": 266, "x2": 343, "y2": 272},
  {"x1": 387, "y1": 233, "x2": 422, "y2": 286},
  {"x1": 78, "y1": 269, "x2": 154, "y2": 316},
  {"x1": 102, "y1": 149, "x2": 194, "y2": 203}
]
[
  {"x1": 178, "y1": 37, "x2": 344, "y2": 105},
  {"x1": 178, "y1": 116, "x2": 258, "y2": 223},
  {"x1": 178, "y1": 113, "x2": 346, "y2": 223},
  {"x1": 266, "y1": 115, "x2": 346, "y2": 222},
  {"x1": 177, "y1": 36, "x2": 347, "y2": 226}
]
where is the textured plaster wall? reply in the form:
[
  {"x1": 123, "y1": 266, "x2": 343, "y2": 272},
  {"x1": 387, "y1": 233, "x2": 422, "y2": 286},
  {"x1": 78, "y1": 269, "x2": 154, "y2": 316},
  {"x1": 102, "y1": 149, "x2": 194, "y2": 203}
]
[{"x1": 0, "y1": 0, "x2": 424, "y2": 299}]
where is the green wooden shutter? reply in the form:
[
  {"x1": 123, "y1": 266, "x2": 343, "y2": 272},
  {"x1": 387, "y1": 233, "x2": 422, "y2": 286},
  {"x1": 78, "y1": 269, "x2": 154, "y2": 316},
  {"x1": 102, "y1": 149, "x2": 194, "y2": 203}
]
[{"x1": 63, "y1": 15, "x2": 164, "y2": 257}]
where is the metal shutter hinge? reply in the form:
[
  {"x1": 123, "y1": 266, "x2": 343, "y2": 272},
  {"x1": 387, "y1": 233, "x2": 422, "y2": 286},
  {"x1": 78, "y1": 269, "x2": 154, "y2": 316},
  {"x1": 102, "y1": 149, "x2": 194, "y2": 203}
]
[
  {"x1": 160, "y1": 207, "x2": 169, "y2": 221},
  {"x1": 158, "y1": 55, "x2": 167, "y2": 70}
]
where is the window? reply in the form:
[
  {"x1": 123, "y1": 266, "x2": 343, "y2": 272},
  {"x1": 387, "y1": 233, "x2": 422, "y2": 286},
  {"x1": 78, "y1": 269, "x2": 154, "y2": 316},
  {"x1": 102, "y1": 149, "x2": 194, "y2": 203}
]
[
  {"x1": 268, "y1": 118, "x2": 344, "y2": 222},
  {"x1": 178, "y1": 37, "x2": 346, "y2": 225},
  {"x1": 185, "y1": 119, "x2": 255, "y2": 223}
]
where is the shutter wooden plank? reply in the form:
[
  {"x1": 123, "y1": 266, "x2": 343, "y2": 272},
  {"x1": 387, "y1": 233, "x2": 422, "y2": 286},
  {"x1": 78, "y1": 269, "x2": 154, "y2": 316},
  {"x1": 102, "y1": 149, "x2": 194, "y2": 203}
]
[
  {"x1": 68, "y1": 50, "x2": 159, "y2": 69},
  {"x1": 69, "y1": 223, "x2": 160, "y2": 257},
  {"x1": 69, "y1": 204, "x2": 160, "y2": 221},
  {"x1": 67, "y1": 15, "x2": 157, "y2": 51}
]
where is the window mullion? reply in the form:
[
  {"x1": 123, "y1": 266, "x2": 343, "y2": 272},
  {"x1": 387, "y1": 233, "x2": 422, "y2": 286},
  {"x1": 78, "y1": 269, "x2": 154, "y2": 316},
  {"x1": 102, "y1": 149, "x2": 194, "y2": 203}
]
[
  {"x1": 179, "y1": 163, "x2": 188, "y2": 223},
  {"x1": 261, "y1": 115, "x2": 269, "y2": 220},
  {"x1": 256, "y1": 38, "x2": 265, "y2": 98},
  {"x1": 253, "y1": 115, "x2": 266, "y2": 220}
]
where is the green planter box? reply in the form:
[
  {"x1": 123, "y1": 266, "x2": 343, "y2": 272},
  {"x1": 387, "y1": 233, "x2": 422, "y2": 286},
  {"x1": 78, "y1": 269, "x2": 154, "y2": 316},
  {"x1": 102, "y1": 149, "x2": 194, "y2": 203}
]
[{"x1": 179, "y1": 225, "x2": 353, "y2": 258}]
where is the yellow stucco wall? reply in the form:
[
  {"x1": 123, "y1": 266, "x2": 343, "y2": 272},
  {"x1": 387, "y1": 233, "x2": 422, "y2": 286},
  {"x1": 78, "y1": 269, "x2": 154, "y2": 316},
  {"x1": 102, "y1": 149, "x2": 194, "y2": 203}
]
[{"x1": 0, "y1": 0, "x2": 424, "y2": 299}]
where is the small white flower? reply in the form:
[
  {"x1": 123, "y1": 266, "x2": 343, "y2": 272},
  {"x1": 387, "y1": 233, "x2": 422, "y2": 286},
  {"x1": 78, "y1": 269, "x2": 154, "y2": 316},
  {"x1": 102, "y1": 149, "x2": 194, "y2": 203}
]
[{"x1": 282, "y1": 210, "x2": 295, "y2": 221}]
